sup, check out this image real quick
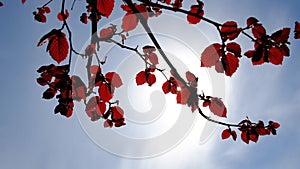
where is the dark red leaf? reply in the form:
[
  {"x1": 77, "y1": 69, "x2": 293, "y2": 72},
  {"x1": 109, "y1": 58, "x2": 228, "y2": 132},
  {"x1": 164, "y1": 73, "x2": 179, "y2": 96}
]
[
  {"x1": 252, "y1": 24, "x2": 266, "y2": 39},
  {"x1": 231, "y1": 130, "x2": 237, "y2": 141},
  {"x1": 143, "y1": 45, "x2": 156, "y2": 54},
  {"x1": 201, "y1": 43, "x2": 222, "y2": 67},
  {"x1": 162, "y1": 81, "x2": 171, "y2": 94},
  {"x1": 34, "y1": 13, "x2": 47, "y2": 23},
  {"x1": 111, "y1": 106, "x2": 124, "y2": 121},
  {"x1": 80, "y1": 13, "x2": 88, "y2": 24},
  {"x1": 37, "y1": 29, "x2": 58, "y2": 47},
  {"x1": 136, "y1": 71, "x2": 147, "y2": 85},
  {"x1": 105, "y1": 72, "x2": 123, "y2": 88},
  {"x1": 0, "y1": 1, "x2": 3, "y2": 6},
  {"x1": 122, "y1": 12, "x2": 138, "y2": 32},
  {"x1": 43, "y1": 88, "x2": 57, "y2": 99},
  {"x1": 221, "y1": 21, "x2": 238, "y2": 34},
  {"x1": 22, "y1": 0, "x2": 26, "y2": 4},
  {"x1": 247, "y1": 17, "x2": 259, "y2": 27},
  {"x1": 226, "y1": 42, "x2": 241, "y2": 57},
  {"x1": 294, "y1": 21, "x2": 300, "y2": 39},
  {"x1": 280, "y1": 44, "x2": 290, "y2": 57},
  {"x1": 269, "y1": 121, "x2": 280, "y2": 129},
  {"x1": 241, "y1": 131, "x2": 249, "y2": 144},
  {"x1": 221, "y1": 129, "x2": 231, "y2": 140},
  {"x1": 97, "y1": 0, "x2": 114, "y2": 18},
  {"x1": 147, "y1": 73, "x2": 156, "y2": 86},
  {"x1": 268, "y1": 47, "x2": 284, "y2": 65},
  {"x1": 271, "y1": 28, "x2": 290, "y2": 43},
  {"x1": 209, "y1": 97, "x2": 227, "y2": 118},
  {"x1": 47, "y1": 31, "x2": 69, "y2": 64},
  {"x1": 223, "y1": 53, "x2": 239, "y2": 77},
  {"x1": 187, "y1": 5, "x2": 204, "y2": 24},
  {"x1": 99, "y1": 84, "x2": 113, "y2": 102},
  {"x1": 44, "y1": 7, "x2": 51, "y2": 13}
]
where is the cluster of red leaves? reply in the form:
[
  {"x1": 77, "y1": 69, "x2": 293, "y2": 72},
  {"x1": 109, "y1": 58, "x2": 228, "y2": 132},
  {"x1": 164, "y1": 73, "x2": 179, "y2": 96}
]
[
  {"x1": 222, "y1": 119, "x2": 280, "y2": 144},
  {"x1": 136, "y1": 67, "x2": 157, "y2": 86},
  {"x1": 201, "y1": 42, "x2": 241, "y2": 76},
  {"x1": 244, "y1": 17, "x2": 290, "y2": 65},
  {"x1": 86, "y1": 65, "x2": 125, "y2": 127},
  {"x1": 36, "y1": 64, "x2": 74, "y2": 118},
  {"x1": 121, "y1": 3, "x2": 161, "y2": 32},
  {"x1": 187, "y1": 1, "x2": 204, "y2": 24},
  {"x1": 33, "y1": 6, "x2": 51, "y2": 23},
  {"x1": 200, "y1": 93, "x2": 227, "y2": 118},
  {"x1": 37, "y1": 29, "x2": 69, "y2": 64},
  {"x1": 57, "y1": 10, "x2": 70, "y2": 22},
  {"x1": 143, "y1": 45, "x2": 159, "y2": 65}
]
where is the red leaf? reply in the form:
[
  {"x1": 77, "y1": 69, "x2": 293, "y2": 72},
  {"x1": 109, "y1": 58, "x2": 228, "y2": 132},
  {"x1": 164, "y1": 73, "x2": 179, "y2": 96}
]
[
  {"x1": 71, "y1": 75, "x2": 87, "y2": 101},
  {"x1": 0, "y1": 1, "x2": 3, "y2": 6},
  {"x1": 104, "y1": 120, "x2": 113, "y2": 128},
  {"x1": 231, "y1": 130, "x2": 237, "y2": 141},
  {"x1": 44, "y1": 7, "x2": 51, "y2": 13},
  {"x1": 105, "y1": 72, "x2": 123, "y2": 88},
  {"x1": 223, "y1": 53, "x2": 239, "y2": 76},
  {"x1": 121, "y1": 12, "x2": 138, "y2": 32},
  {"x1": 136, "y1": 71, "x2": 147, "y2": 85},
  {"x1": 249, "y1": 133, "x2": 258, "y2": 143},
  {"x1": 247, "y1": 17, "x2": 259, "y2": 27},
  {"x1": 271, "y1": 28, "x2": 290, "y2": 43},
  {"x1": 148, "y1": 53, "x2": 159, "y2": 65},
  {"x1": 162, "y1": 81, "x2": 171, "y2": 94},
  {"x1": 97, "y1": 0, "x2": 114, "y2": 18},
  {"x1": 221, "y1": 129, "x2": 231, "y2": 140},
  {"x1": 209, "y1": 97, "x2": 227, "y2": 118},
  {"x1": 268, "y1": 47, "x2": 284, "y2": 65},
  {"x1": 46, "y1": 31, "x2": 69, "y2": 64},
  {"x1": 226, "y1": 42, "x2": 241, "y2": 57},
  {"x1": 252, "y1": 24, "x2": 266, "y2": 39},
  {"x1": 100, "y1": 27, "x2": 116, "y2": 39},
  {"x1": 176, "y1": 87, "x2": 190, "y2": 105},
  {"x1": 22, "y1": 0, "x2": 26, "y2": 4},
  {"x1": 221, "y1": 21, "x2": 238, "y2": 34},
  {"x1": 99, "y1": 84, "x2": 113, "y2": 102},
  {"x1": 280, "y1": 44, "x2": 290, "y2": 57},
  {"x1": 187, "y1": 5, "x2": 204, "y2": 24},
  {"x1": 37, "y1": 29, "x2": 58, "y2": 47},
  {"x1": 147, "y1": 73, "x2": 156, "y2": 86},
  {"x1": 34, "y1": 13, "x2": 47, "y2": 23},
  {"x1": 111, "y1": 106, "x2": 124, "y2": 121},
  {"x1": 241, "y1": 131, "x2": 249, "y2": 144},
  {"x1": 269, "y1": 121, "x2": 280, "y2": 129},
  {"x1": 294, "y1": 21, "x2": 300, "y2": 39},
  {"x1": 201, "y1": 43, "x2": 222, "y2": 67}
]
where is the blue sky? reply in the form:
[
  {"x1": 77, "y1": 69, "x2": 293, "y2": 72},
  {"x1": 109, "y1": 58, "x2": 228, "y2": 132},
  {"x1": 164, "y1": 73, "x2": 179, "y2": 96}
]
[{"x1": 0, "y1": 0, "x2": 300, "y2": 169}]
